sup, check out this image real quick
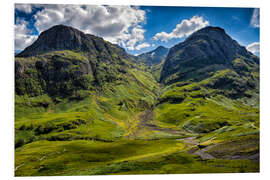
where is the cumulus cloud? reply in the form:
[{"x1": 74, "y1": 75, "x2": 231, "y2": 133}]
[
  {"x1": 33, "y1": 4, "x2": 146, "y2": 51},
  {"x1": 15, "y1": 4, "x2": 33, "y2": 13},
  {"x1": 153, "y1": 16, "x2": 209, "y2": 42},
  {"x1": 246, "y1": 42, "x2": 260, "y2": 54},
  {"x1": 135, "y1": 42, "x2": 150, "y2": 50},
  {"x1": 250, "y1": 8, "x2": 259, "y2": 28},
  {"x1": 14, "y1": 19, "x2": 38, "y2": 51}
]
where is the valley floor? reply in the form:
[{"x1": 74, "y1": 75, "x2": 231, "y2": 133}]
[
  {"x1": 15, "y1": 137, "x2": 259, "y2": 176},
  {"x1": 15, "y1": 68, "x2": 259, "y2": 176},
  {"x1": 15, "y1": 101, "x2": 259, "y2": 176}
]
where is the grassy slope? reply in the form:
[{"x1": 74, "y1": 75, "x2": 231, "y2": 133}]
[
  {"x1": 15, "y1": 68, "x2": 159, "y2": 142},
  {"x1": 15, "y1": 53, "x2": 259, "y2": 175},
  {"x1": 150, "y1": 66, "x2": 259, "y2": 172},
  {"x1": 15, "y1": 139, "x2": 258, "y2": 176}
]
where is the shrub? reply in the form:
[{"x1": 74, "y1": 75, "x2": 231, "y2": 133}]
[{"x1": 15, "y1": 138, "x2": 25, "y2": 148}]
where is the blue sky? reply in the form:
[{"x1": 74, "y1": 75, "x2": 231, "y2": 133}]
[{"x1": 15, "y1": 5, "x2": 260, "y2": 56}]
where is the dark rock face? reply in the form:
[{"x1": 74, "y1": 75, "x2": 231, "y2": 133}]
[
  {"x1": 16, "y1": 25, "x2": 132, "y2": 61},
  {"x1": 15, "y1": 25, "x2": 137, "y2": 97},
  {"x1": 17, "y1": 25, "x2": 85, "y2": 57},
  {"x1": 160, "y1": 26, "x2": 259, "y2": 84},
  {"x1": 15, "y1": 55, "x2": 94, "y2": 97},
  {"x1": 137, "y1": 46, "x2": 169, "y2": 65}
]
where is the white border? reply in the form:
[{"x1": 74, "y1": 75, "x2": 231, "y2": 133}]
[
  {"x1": 1, "y1": 0, "x2": 269, "y2": 180},
  {"x1": 12, "y1": 0, "x2": 260, "y2": 8}
]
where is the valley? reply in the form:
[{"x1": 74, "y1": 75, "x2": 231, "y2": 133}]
[{"x1": 15, "y1": 25, "x2": 259, "y2": 176}]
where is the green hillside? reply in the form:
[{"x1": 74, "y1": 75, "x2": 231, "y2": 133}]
[{"x1": 15, "y1": 25, "x2": 259, "y2": 176}]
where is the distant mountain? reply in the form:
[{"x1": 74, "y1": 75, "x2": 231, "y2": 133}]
[
  {"x1": 137, "y1": 46, "x2": 169, "y2": 65},
  {"x1": 160, "y1": 26, "x2": 259, "y2": 85}
]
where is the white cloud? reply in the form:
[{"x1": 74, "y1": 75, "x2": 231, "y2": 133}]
[
  {"x1": 246, "y1": 42, "x2": 260, "y2": 54},
  {"x1": 250, "y1": 8, "x2": 259, "y2": 28},
  {"x1": 135, "y1": 42, "x2": 150, "y2": 50},
  {"x1": 153, "y1": 16, "x2": 209, "y2": 42},
  {"x1": 15, "y1": 4, "x2": 33, "y2": 13},
  {"x1": 33, "y1": 4, "x2": 146, "y2": 51},
  {"x1": 14, "y1": 19, "x2": 38, "y2": 51}
]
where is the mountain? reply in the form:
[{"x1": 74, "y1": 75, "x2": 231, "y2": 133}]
[
  {"x1": 16, "y1": 24, "x2": 133, "y2": 61},
  {"x1": 160, "y1": 26, "x2": 259, "y2": 84},
  {"x1": 155, "y1": 26, "x2": 259, "y2": 134},
  {"x1": 15, "y1": 25, "x2": 154, "y2": 98},
  {"x1": 15, "y1": 24, "x2": 159, "y2": 148},
  {"x1": 137, "y1": 46, "x2": 169, "y2": 65}
]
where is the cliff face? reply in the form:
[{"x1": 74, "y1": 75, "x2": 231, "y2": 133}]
[
  {"x1": 17, "y1": 25, "x2": 87, "y2": 57},
  {"x1": 160, "y1": 26, "x2": 259, "y2": 84},
  {"x1": 15, "y1": 25, "x2": 138, "y2": 97},
  {"x1": 16, "y1": 24, "x2": 133, "y2": 61}
]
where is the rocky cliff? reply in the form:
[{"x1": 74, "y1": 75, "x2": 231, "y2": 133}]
[{"x1": 160, "y1": 26, "x2": 259, "y2": 84}]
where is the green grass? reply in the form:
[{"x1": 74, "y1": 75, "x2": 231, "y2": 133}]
[
  {"x1": 15, "y1": 95, "x2": 126, "y2": 144},
  {"x1": 45, "y1": 50, "x2": 89, "y2": 61},
  {"x1": 15, "y1": 139, "x2": 185, "y2": 176},
  {"x1": 14, "y1": 65, "x2": 162, "y2": 146},
  {"x1": 15, "y1": 139, "x2": 258, "y2": 176},
  {"x1": 150, "y1": 59, "x2": 165, "y2": 81},
  {"x1": 205, "y1": 134, "x2": 259, "y2": 157},
  {"x1": 154, "y1": 85, "x2": 259, "y2": 133},
  {"x1": 15, "y1": 53, "x2": 259, "y2": 176},
  {"x1": 15, "y1": 50, "x2": 89, "y2": 66}
]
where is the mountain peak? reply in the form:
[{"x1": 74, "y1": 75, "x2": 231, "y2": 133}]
[
  {"x1": 17, "y1": 25, "x2": 90, "y2": 57},
  {"x1": 188, "y1": 26, "x2": 226, "y2": 38},
  {"x1": 197, "y1": 26, "x2": 225, "y2": 32},
  {"x1": 155, "y1": 46, "x2": 167, "y2": 50},
  {"x1": 185, "y1": 26, "x2": 228, "y2": 43},
  {"x1": 16, "y1": 24, "x2": 102, "y2": 57},
  {"x1": 40, "y1": 24, "x2": 79, "y2": 33},
  {"x1": 137, "y1": 46, "x2": 169, "y2": 65},
  {"x1": 38, "y1": 24, "x2": 87, "y2": 40},
  {"x1": 166, "y1": 26, "x2": 253, "y2": 63},
  {"x1": 160, "y1": 26, "x2": 259, "y2": 84}
]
